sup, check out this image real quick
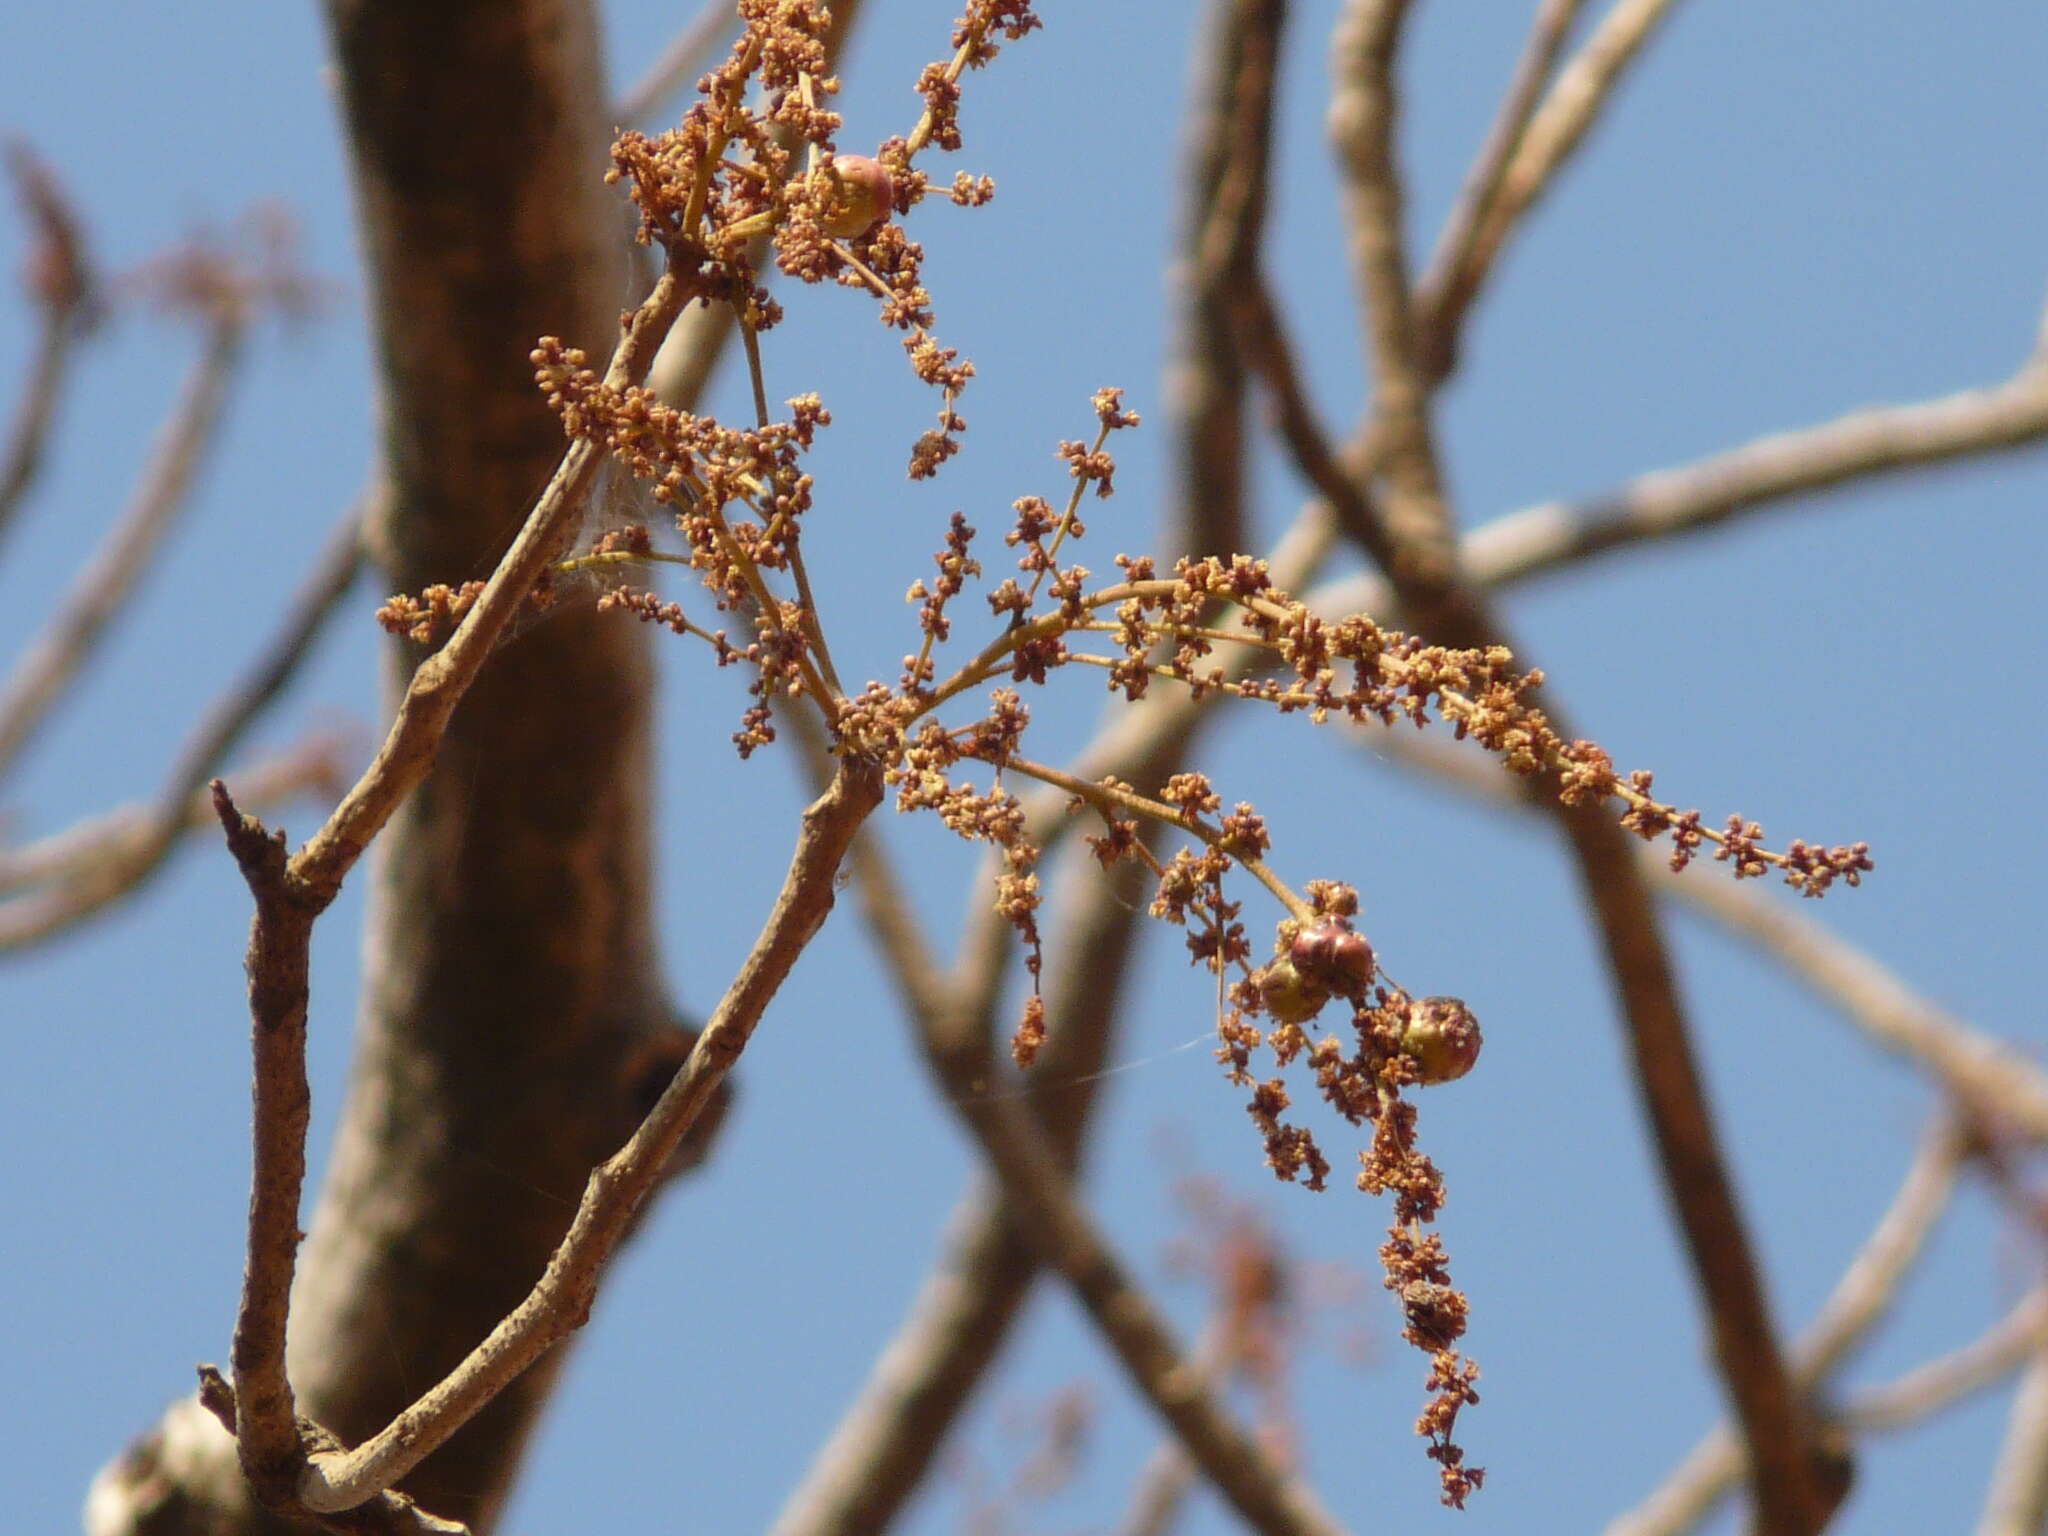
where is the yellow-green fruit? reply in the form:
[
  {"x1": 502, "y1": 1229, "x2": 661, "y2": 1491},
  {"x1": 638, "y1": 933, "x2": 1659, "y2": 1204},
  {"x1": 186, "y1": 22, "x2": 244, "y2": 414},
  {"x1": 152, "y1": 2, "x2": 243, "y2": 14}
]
[
  {"x1": 1398, "y1": 995, "x2": 1482, "y2": 1085},
  {"x1": 820, "y1": 154, "x2": 893, "y2": 239},
  {"x1": 1257, "y1": 957, "x2": 1332, "y2": 1025}
]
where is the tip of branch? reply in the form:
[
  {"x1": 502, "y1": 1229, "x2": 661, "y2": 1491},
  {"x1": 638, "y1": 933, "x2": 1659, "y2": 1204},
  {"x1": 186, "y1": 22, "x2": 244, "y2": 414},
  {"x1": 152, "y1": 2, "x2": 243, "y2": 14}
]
[
  {"x1": 210, "y1": 778, "x2": 290, "y2": 890},
  {"x1": 194, "y1": 1363, "x2": 236, "y2": 1433}
]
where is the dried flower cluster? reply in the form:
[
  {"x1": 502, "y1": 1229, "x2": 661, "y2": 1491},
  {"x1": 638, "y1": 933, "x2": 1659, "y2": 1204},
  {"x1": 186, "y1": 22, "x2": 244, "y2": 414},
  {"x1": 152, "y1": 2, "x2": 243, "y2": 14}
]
[{"x1": 368, "y1": 0, "x2": 1875, "y2": 1511}]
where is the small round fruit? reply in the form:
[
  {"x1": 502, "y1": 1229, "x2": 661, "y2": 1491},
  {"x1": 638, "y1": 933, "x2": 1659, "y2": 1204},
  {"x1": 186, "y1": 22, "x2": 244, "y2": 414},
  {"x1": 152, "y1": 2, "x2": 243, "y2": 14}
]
[
  {"x1": 1397, "y1": 995, "x2": 1482, "y2": 1085},
  {"x1": 819, "y1": 155, "x2": 893, "y2": 239},
  {"x1": 1257, "y1": 957, "x2": 1332, "y2": 1025},
  {"x1": 1288, "y1": 919, "x2": 1376, "y2": 995}
]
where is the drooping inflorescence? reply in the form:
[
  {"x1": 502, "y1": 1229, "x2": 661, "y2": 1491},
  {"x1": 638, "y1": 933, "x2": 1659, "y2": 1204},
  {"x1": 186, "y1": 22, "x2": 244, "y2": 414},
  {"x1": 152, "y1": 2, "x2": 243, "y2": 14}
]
[{"x1": 369, "y1": 0, "x2": 1873, "y2": 1510}]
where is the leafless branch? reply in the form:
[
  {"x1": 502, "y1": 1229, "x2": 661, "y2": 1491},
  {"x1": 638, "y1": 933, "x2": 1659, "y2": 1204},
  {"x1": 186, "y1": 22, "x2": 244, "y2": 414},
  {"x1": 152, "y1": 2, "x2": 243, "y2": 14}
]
[
  {"x1": 291, "y1": 754, "x2": 883, "y2": 1515},
  {"x1": 612, "y1": 0, "x2": 735, "y2": 127},
  {"x1": 1329, "y1": 0, "x2": 1461, "y2": 599},
  {"x1": 292, "y1": 267, "x2": 684, "y2": 901},
  {"x1": 1353, "y1": 722, "x2": 2048, "y2": 1144},
  {"x1": 1976, "y1": 1333, "x2": 2048, "y2": 1536},
  {"x1": 0, "y1": 734, "x2": 343, "y2": 900},
  {"x1": 1606, "y1": 1119, "x2": 1968, "y2": 1536},
  {"x1": 1330, "y1": 3, "x2": 1830, "y2": 1526},
  {"x1": 1, "y1": 142, "x2": 97, "y2": 553},
  {"x1": 950, "y1": 1086, "x2": 1346, "y2": 1536},
  {"x1": 194, "y1": 258, "x2": 694, "y2": 1532},
  {"x1": 1463, "y1": 364, "x2": 2048, "y2": 588},
  {"x1": 1848, "y1": 1289, "x2": 2048, "y2": 1435},
  {"x1": 1662, "y1": 865, "x2": 2048, "y2": 1144},
  {"x1": 1436, "y1": 0, "x2": 1684, "y2": 346},
  {"x1": 1232, "y1": 271, "x2": 1391, "y2": 569},
  {"x1": 0, "y1": 306, "x2": 244, "y2": 781},
  {"x1": 0, "y1": 500, "x2": 362, "y2": 950},
  {"x1": 1170, "y1": 0, "x2": 1285, "y2": 560},
  {"x1": 1411, "y1": 0, "x2": 1587, "y2": 378}
]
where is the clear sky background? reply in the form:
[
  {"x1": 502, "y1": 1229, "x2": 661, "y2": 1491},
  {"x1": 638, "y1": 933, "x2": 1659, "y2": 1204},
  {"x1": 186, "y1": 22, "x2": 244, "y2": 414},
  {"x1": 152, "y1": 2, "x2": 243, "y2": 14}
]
[{"x1": 4, "y1": 3, "x2": 2046, "y2": 1533}]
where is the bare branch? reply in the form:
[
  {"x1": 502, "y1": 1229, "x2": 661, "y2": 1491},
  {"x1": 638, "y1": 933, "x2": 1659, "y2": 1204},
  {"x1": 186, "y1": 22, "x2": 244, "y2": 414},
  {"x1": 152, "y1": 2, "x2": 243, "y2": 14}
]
[
  {"x1": 1977, "y1": 1334, "x2": 2048, "y2": 1536},
  {"x1": 951, "y1": 1088, "x2": 1347, "y2": 1536},
  {"x1": 1329, "y1": 0, "x2": 1461, "y2": 598},
  {"x1": 1232, "y1": 271, "x2": 1391, "y2": 570},
  {"x1": 0, "y1": 307, "x2": 244, "y2": 781},
  {"x1": 293, "y1": 754, "x2": 883, "y2": 1514},
  {"x1": 1354, "y1": 721, "x2": 2048, "y2": 1142},
  {"x1": 1170, "y1": 0, "x2": 1286, "y2": 560},
  {"x1": 1329, "y1": 3, "x2": 1830, "y2": 1524},
  {"x1": 1606, "y1": 1119, "x2": 1968, "y2": 1536},
  {"x1": 1465, "y1": 366, "x2": 2048, "y2": 587},
  {"x1": 1849, "y1": 1289, "x2": 2048, "y2": 1435},
  {"x1": 0, "y1": 141, "x2": 97, "y2": 552},
  {"x1": 1411, "y1": 0, "x2": 1588, "y2": 377},
  {"x1": 1438, "y1": 0, "x2": 1684, "y2": 341},
  {"x1": 0, "y1": 734, "x2": 343, "y2": 900},
  {"x1": 210, "y1": 780, "x2": 319, "y2": 1494},
  {"x1": 611, "y1": 0, "x2": 734, "y2": 127},
  {"x1": 1660, "y1": 861, "x2": 2048, "y2": 1144},
  {"x1": 0, "y1": 500, "x2": 362, "y2": 950},
  {"x1": 292, "y1": 266, "x2": 685, "y2": 901}
]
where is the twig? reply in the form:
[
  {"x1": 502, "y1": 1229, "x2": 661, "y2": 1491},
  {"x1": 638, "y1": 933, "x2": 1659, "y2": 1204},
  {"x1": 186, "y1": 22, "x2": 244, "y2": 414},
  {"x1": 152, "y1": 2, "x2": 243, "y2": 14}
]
[
  {"x1": 209, "y1": 261, "x2": 693, "y2": 1526},
  {"x1": 0, "y1": 500, "x2": 362, "y2": 950},
  {"x1": 1606, "y1": 1119, "x2": 1968, "y2": 1536},
  {"x1": 291, "y1": 754, "x2": 883, "y2": 1514},
  {"x1": 1848, "y1": 1289, "x2": 2048, "y2": 1435},
  {"x1": 612, "y1": 0, "x2": 735, "y2": 127},
  {"x1": 0, "y1": 140, "x2": 96, "y2": 553},
  {"x1": 1461, "y1": 364, "x2": 2048, "y2": 588},
  {"x1": 1976, "y1": 1334, "x2": 2048, "y2": 1536},
  {"x1": 292, "y1": 266, "x2": 685, "y2": 899},
  {"x1": 1329, "y1": 0, "x2": 1461, "y2": 600},
  {"x1": 211, "y1": 780, "x2": 319, "y2": 1494},
  {"x1": 1662, "y1": 864, "x2": 2048, "y2": 1144},
  {"x1": 1440, "y1": 0, "x2": 1685, "y2": 344},
  {"x1": 1170, "y1": 0, "x2": 1286, "y2": 560},
  {"x1": 952, "y1": 1086, "x2": 1346, "y2": 1536},
  {"x1": 1411, "y1": 0, "x2": 1588, "y2": 378},
  {"x1": 1232, "y1": 271, "x2": 1391, "y2": 570},
  {"x1": 0, "y1": 307, "x2": 244, "y2": 781},
  {"x1": 0, "y1": 736, "x2": 347, "y2": 947},
  {"x1": 1113, "y1": 1315, "x2": 1245, "y2": 1536}
]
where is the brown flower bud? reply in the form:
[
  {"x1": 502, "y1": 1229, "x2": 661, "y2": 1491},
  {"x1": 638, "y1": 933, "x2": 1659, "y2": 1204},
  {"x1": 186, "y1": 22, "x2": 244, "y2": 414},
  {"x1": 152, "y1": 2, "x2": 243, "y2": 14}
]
[
  {"x1": 1256, "y1": 956, "x2": 1332, "y2": 1025},
  {"x1": 819, "y1": 154, "x2": 893, "y2": 239},
  {"x1": 1397, "y1": 995, "x2": 1482, "y2": 1085},
  {"x1": 1287, "y1": 919, "x2": 1375, "y2": 995}
]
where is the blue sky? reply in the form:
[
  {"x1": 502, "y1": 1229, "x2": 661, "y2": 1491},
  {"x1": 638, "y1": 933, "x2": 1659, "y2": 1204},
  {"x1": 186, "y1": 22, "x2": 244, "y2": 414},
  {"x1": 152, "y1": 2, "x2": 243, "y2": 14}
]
[{"x1": 4, "y1": 3, "x2": 2045, "y2": 1533}]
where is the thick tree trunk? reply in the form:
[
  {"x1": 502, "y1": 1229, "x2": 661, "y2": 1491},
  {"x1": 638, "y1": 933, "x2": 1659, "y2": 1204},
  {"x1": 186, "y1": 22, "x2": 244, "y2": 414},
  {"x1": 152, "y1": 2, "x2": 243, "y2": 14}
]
[{"x1": 87, "y1": 3, "x2": 693, "y2": 1530}]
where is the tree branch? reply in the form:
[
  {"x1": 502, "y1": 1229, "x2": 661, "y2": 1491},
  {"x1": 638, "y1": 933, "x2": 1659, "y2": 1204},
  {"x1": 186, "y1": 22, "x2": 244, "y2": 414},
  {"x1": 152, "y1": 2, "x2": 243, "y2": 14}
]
[
  {"x1": 1329, "y1": 4, "x2": 1831, "y2": 1527},
  {"x1": 1606, "y1": 1119, "x2": 1968, "y2": 1536},
  {"x1": 0, "y1": 307, "x2": 244, "y2": 781},
  {"x1": 1976, "y1": 1336, "x2": 2048, "y2": 1536},
  {"x1": 0, "y1": 500, "x2": 362, "y2": 950},
  {"x1": 1410, "y1": 0, "x2": 1588, "y2": 379},
  {"x1": 0, "y1": 139, "x2": 96, "y2": 553},
  {"x1": 294, "y1": 755, "x2": 883, "y2": 1513}
]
